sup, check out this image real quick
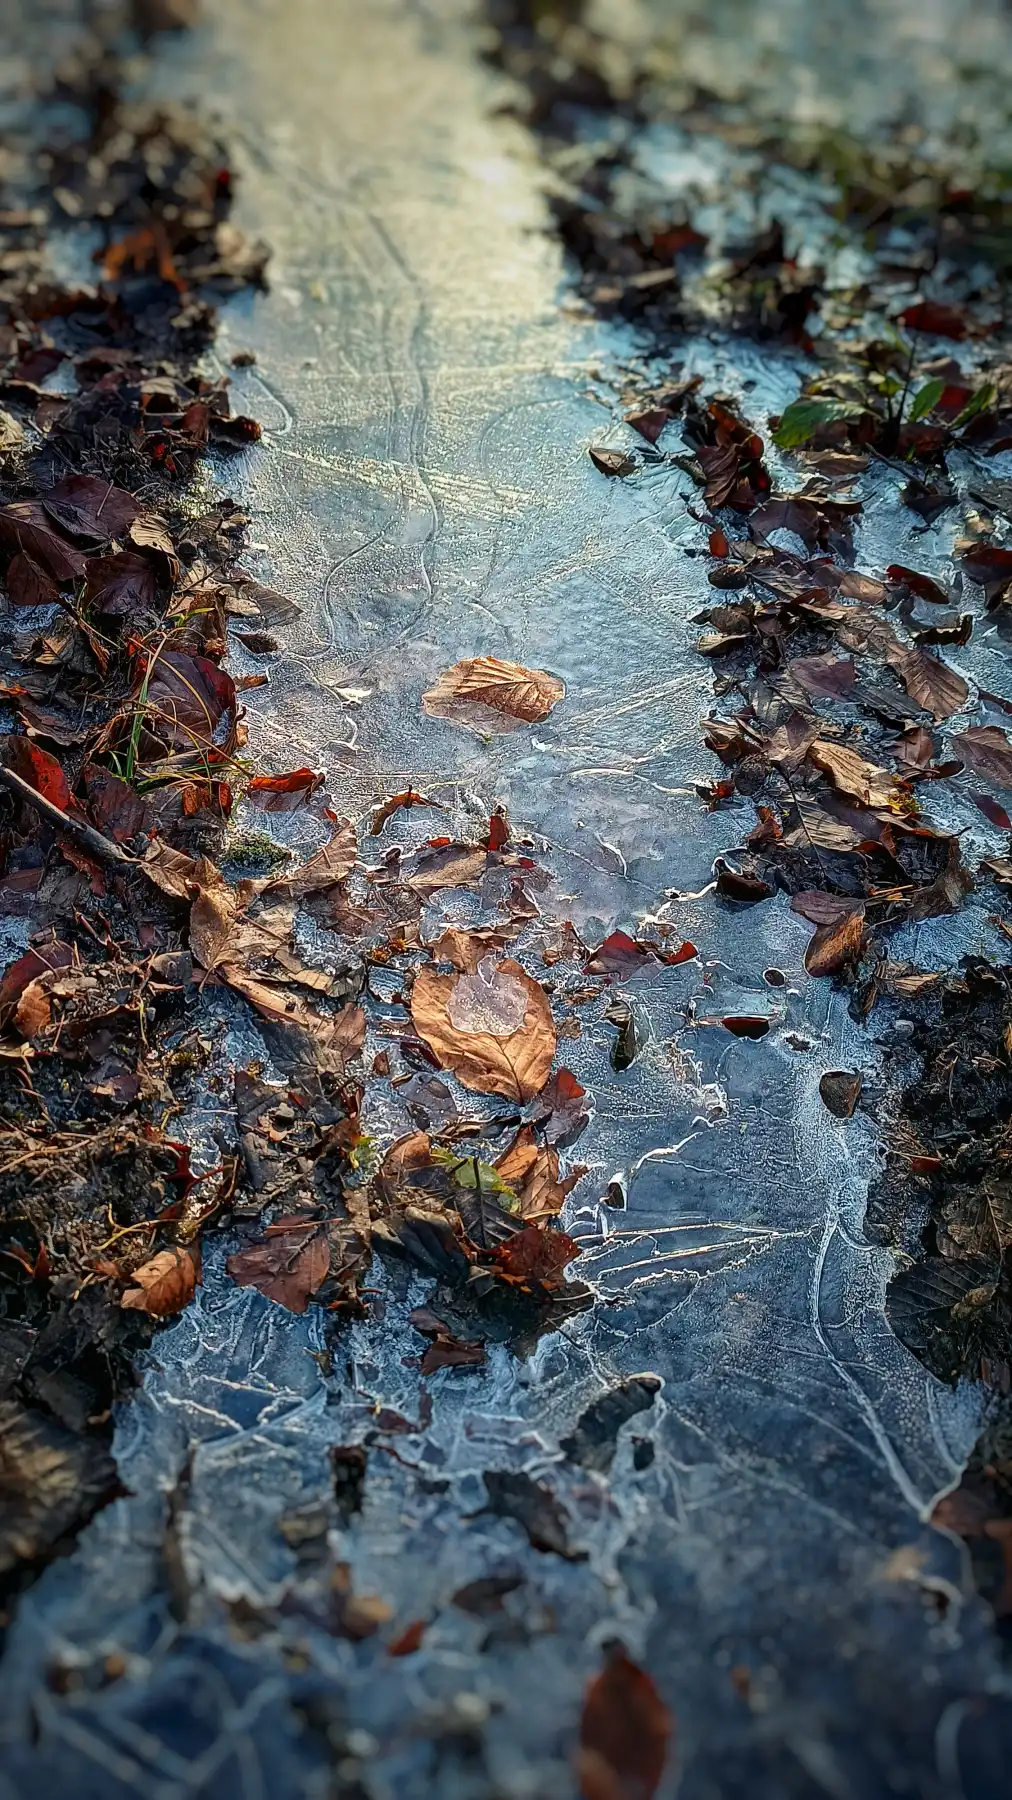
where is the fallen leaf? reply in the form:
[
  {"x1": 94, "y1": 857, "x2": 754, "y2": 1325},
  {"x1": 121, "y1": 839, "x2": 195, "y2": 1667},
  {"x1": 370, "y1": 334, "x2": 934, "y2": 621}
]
[
  {"x1": 2, "y1": 735, "x2": 72, "y2": 811},
  {"x1": 84, "y1": 552, "x2": 159, "y2": 617},
  {"x1": 578, "y1": 1645, "x2": 672, "y2": 1800},
  {"x1": 720, "y1": 1016, "x2": 770, "y2": 1039},
  {"x1": 819, "y1": 1070, "x2": 862, "y2": 1118},
  {"x1": 370, "y1": 788, "x2": 439, "y2": 833},
  {"x1": 899, "y1": 300, "x2": 966, "y2": 339},
  {"x1": 482, "y1": 1468, "x2": 585, "y2": 1557},
  {"x1": 409, "y1": 1308, "x2": 488, "y2": 1375},
  {"x1": 410, "y1": 957, "x2": 556, "y2": 1101},
  {"x1": 141, "y1": 839, "x2": 201, "y2": 900},
  {"x1": 886, "y1": 565, "x2": 952, "y2": 607},
  {"x1": 387, "y1": 1619, "x2": 427, "y2": 1656},
  {"x1": 808, "y1": 739, "x2": 900, "y2": 808},
  {"x1": 14, "y1": 979, "x2": 52, "y2": 1038},
  {"x1": 495, "y1": 1124, "x2": 578, "y2": 1220},
  {"x1": 40, "y1": 474, "x2": 141, "y2": 543},
  {"x1": 531, "y1": 1067, "x2": 591, "y2": 1147},
  {"x1": 84, "y1": 765, "x2": 151, "y2": 842},
  {"x1": 585, "y1": 930, "x2": 697, "y2": 975},
  {"x1": 891, "y1": 648, "x2": 968, "y2": 721},
  {"x1": 973, "y1": 793, "x2": 1012, "y2": 829},
  {"x1": 143, "y1": 650, "x2": 236, "y2": 752},
  {"x1": 189, "y1": 860, "x2": 240, "y2": 970},
  {"x1": 422, "y1": 657, "x2": 564, "y2": 731},
  {"x1": 952, "y1": 726, "x2": 1012, "y2": 789},
  {"x1": 263, "y1": 822, "x2": 357, "y2": 897},
  {"x1": 6, "y1": 554, "x2": 60, "y2": 608},
  {"x1": 120, "y1": 1245, "x2": 199, "y2": 1317},
  {"x1": 589, "y1": 447, "x2": 635, "y2": 477},
  {"x1": 958, "y1": 544, "x2": 1012, "y2": 587},
  {"x1": 625, "y1": 409, "x2": 670, "y2": 444},
  {"x1": 788, "y1": 654, "x2": 856, "y2": 699},
  {"x1": 246, "y1": 767, "x2": 325, "y2": 812},
  {"x1": 0, "y1": 501, "x2": 88, "y2": 583},
  {"x1": 804, "y1": 905, "x2": 866, "y2": 977},
  {"x1": 486, "y1": 1218, "x2": 577, "y2": 1286},
  {"x1": 227, "y1": 1221, "x2": 330, "y2": 1313}
]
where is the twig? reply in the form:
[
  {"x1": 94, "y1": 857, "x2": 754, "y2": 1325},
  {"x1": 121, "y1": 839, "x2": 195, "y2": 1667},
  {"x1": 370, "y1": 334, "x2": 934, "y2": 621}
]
[{"x1": 0, "y1": 765, "x2": 137, "y2": 868}]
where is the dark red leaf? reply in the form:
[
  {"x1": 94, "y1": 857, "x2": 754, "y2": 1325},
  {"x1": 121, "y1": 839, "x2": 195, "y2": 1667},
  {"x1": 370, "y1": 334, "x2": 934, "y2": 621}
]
[
  {"x1": 39, "y1": 475, "x2": 141, "y2": 544},
  {"x1": 899, "y1": 301, "x2": 967, "y2": 339},
  {"x1": 84, "y1": 765, "x2": 152, "y2": 841},
  {"x1": 958, "y1": 545, "x2": 1012, "y2": 587},
  {"x1": 84, "y1": 552, "x2": 159, "y2": 618},
  {"x1": 0, "y1": 501, "x2": 87, "y2": 583},
  {"x1": 625, "y1": 408, "x2": 670, "y2": 445},
  {"x1": 972, "y1": 793, "x2": 1012, "y2": 829},
  {"x1": 953, "y1": 726, "x2": 1012, "y2": 789},
  {"x1": 494, "y1": 1225, "x2": 578, "y2": 1286},
  {"x1": 144, "y1": 651, "x2": 236, "y2": 752},
  {"x1": 6, "y1": 553, "x2": 59, "y2": 608},
  {"x1": 886, "y1": 565, "x2": 951, "y2": 607},
  {"x1": 721, "y1": 1015, "x2": 771, "y2": 1039}
]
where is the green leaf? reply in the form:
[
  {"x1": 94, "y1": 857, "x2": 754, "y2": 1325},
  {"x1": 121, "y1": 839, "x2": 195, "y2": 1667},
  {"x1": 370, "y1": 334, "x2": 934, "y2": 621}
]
[
  {"x1": 953, "y1": 383, "x2": 996, "y2": 430},
  {"x1": 908, "y1": 378, "x2": 945, "y2": 422},
  {"x1": 772, "y1": 398, "x2": 861, "y2": 450},
  {"x1": 430, "y1": 1146, "x2": 520, "y2": 1208}
]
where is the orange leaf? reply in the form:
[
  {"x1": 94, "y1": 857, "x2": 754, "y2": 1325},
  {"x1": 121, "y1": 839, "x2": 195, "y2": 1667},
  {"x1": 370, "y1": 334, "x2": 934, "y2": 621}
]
[
  {"x1": 578, "y1": 1646, "x2": 672, "y2": 1800},
  {"x1": 121, "y1": 1245, "x2": 200, "y2": 1318}
]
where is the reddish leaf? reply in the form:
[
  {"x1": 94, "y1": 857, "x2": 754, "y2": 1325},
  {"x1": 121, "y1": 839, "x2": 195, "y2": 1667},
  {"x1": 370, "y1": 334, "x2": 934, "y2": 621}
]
[
  {"x1": 40, "y1": 474, "x2": 141, "y2": 544},
  {"x1": 488, "y1": 811, "x2": 510, "y2": 852},
  {"x1": 0, "y1": 501, "x2": 87, "y2": 583},
  {"x1": 708, "y1": 528, "x2": 729, "y2": 558},
  {"x1": 227, "y1": 1222, "x2": 330, "y2": 1313},
  {"x1": 958, "y1": 545, "x2": 1012, "y2": 587},
  {"x1": 585, "y1": 931, "x2": 697, "y2": 977},
  {"x1": 3, "y1": 736, "x2": 72, "y2": 811},
  {"x1": 84, "y1": 552, "x2": 159, "y2": 618},
  {"x1": 531, "y1": 1067, "x2": 591, "y2": 1148},
  {"x1": 6, "y1": 553, "x2": 59, "y2": 608},
  {"x1": 370, "y1": 787, "x2": 440, "y2": 834},
  {"x1": 84, "y1": 765, "x2": 152, "y2": 842},
  {"x1": 494, "y1": 1224, "x2": 579, "y2": 1286},
  {"x1": 899, "y1": 300, "x2": 966, "y2": 339},
  {"x1": 121, "y1": 1245, "x2": 199, "y2": 1318},
  {"x1": 953, "y1": 726, "x2": 1012, "y2": 789},
  {"x1": 819, "y1": 1071, "x2": 862, "y2": 1118},
  {"x1": 791, "y1": 891, "x2": 862, "y2": 926},
  {"x1": 973, "y1": 793, "x2": 1012, "y2": 829},
  {"x1": 788, "y1": 654, "x2": 856, "y2": 699},
  {"x1": 625, "y1": 408, "x2": 671, "y2": 445},
  {"x1": 247, "y1": 768, "x2": 325, "y2": 812},
  {"x1": 144, "y1": 651, "x2": 236, "y2": 752},
  {"x1": 578, "y1": 1645, "x2": 672, "y2": 1800},
  {"x1": 387, "y1": 1620, "x2": 427, "y2": 1657},
  {"x1": 0, "y1": 944, "x2": 72, "y2": 1026},
  {"x1": 721, "y1": 1015, "x2": 770, "y2": 1039},
  {"x1": 886, "y1": 565, "x2": 951, "y2": 607}
]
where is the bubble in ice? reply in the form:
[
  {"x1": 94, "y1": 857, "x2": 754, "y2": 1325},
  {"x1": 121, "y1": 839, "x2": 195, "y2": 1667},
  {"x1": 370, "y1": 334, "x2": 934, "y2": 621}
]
[{"x1": 447, "y1": 955, "x2": 529, "y2": 1036}]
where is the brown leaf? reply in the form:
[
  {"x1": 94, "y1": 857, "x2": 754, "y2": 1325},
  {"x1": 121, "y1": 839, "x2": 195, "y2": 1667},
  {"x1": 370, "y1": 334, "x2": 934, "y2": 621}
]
[
  {"x1": 808, "y1": 739, "x2": 901, "y2": 809},
  {"x1": 886, "y1": 565, "x2": 952, "y2": 607},
  {"x1": 263, "y1": 822, "x2": 357, "y2": 897},
  {"x1": 189, "y1": 861, "x2": 240, "y2": 970},
  {"x1": 804, "y1": 905, "x2": 866, "y2": 977},
  {"x1": 84, "y1": 552, "x2": 159, "y2": 618},
  {"x1": 494, "y1": 1223, "x2": 579, "y2": 1286},
  {"x1": 120, "y1": 1245, "x2": 199, "y2": 1318},
  {"x1": 531, "y1": 1067, "x2": 591, "y2": 1147},
  {"x1": 40, "y1": 474, "x2": 141, "y2": 544},
  {"x1": 84, "y1": 765, "x2": 152, "y2": 842},
  {"x1": 589, "y1": 447, "x2": 636, "y2": 477},
  {"x1": 952, "y1": 726, "x2": 1012, "y2": 789},
  {"x1": 14, "y1": 979, "x2": 52, "y2": 1039},
  {"x1": 143, "y1": 651, "x2": 236, "y2": 752},
  {"x1": 387, "y1": 1619, "x2": 427, "y2": 1656},
  {"x1": 422, "y1": 657, "x2": 564, "y2": 731},
  {"x1": 895, "y1": 726, "x2": 936, "y2": 772},
  {"x1": 0, "y1": 501, "x2": 88, "y2": 583},
  {"x1": 495, "y1": 1125, "x2": 577, "y2": 1220},
  {"x1": 959, "y1": 544, "x2": 1012, "y2": 587},
  {"x1": 141, "y1": 839, "x2": 201, "y2": 900},
  {"x1": 578, "y1": 1645, "x2": 672, "y2": 1800},
  {"x1": 974, "y1": 793, "x2": 1012, "y2": 829},
  {"x1": 788, "y1": 654, "x2": 856, "y2": 699},
  {"x1": 891, "y1": 648, "x2": 968, "y2": 721},
  {"x1": 819, "y1": 1070, "x2": 862, "y2": 1118},
  {"x1": 625, "y1": 408, "x2": 670, "y2": 445},
  {"x1": 246, "y1": 768, "x2": 325, "y2": 812},
  {"x1": 6, "y1": 553, "x2": 60, "y2": 608},
  {"x1": 370, "y1": 788, "x2": 440, "y2": 834},
  {"x1": 585, "y1": 930, "x2": 697, "y2": 976},
  {"x1": 227, "y1": 1223, "x2": 329, "y2": 1313},
  {"x1": 410, "y1": 958, "x2": 556, "y2": 1101}
]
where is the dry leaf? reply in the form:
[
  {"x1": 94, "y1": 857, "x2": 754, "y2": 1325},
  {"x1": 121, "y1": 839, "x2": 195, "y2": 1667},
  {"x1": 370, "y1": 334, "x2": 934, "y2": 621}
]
[
  {"x1": 410, "y1": 956, "x2": 556, "y2": 1101},
  {"x1": 891, "y1": 648, "x2": 968, "y2": 720},
  {"x1": 577, "y1": 1646, "x2": 672, "y2": 1800},
  {"x1": 189, "y1": 859, "x2": 240, "y2": 970},
  {"x1": 121, "y1": 1245, "x2": 199, "y2": 1317},
  {"x1": 819, "y1": 1070, "x2": 862, "y2": 1118},
  {"x1": 808, "y1": 739, "x2": 901, "y2": 809},
  {"x1": 246, "y1": 767, "x2": 325, "y2": 811},
  {"x1": 495, "y1": 1124, "x2": 577, "y2": 1219},
  {"x1": 264, "y1": 822, "x2": 357, "y2": 897},
  {"x1": 422, "y1": 657, "x2": 564, "y2": 732},
  {"x1": 804, "y1": 905, "x2": 866, "y2": 977},
  {"x1": 952, "y1": 726, "x2": 1012, "y2": 789},
  {"x1": 227, "y1": 1222, "x2": 329, "y2": 1313}
]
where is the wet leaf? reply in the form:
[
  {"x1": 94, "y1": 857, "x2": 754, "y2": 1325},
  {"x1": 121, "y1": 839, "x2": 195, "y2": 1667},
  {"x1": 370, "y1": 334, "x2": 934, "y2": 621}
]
[
  {"x1": 531, "y1": 1067, "x2": 591, "y2": 1147},
  {"x1": 819, "y1": 1070, "x2": 862, "y2": 1118},
  {"x1": 494, "y1": 1222, "x2": 579, "y2": 1286},
  {"x1": 958, "y1": 544, "x2": 1012, "y2": 587},
  {"x1": 227, "y1": 1220, "x2": 330, "y2": 1313},
  {"x1": 625, "y1": 408, "x2": 670, "y2": 444},
  {"x1": 84, "y1": 551, "x2": 158, "y2": 618},
  {"x1": 410, "y1": 957, "x2": 556, "y2": 1101},
  {"x1": 495, "y1": 1125, "x2": 576, "y2": 1220},
  {"x1": 370, "y1": 787, "x2": 439, "y2": 833},
  {"x1": 246, "y1": 767, "x2": 325, "y2": 811},
  {"x1": 578, "y1": 1645, "x2": 672, "y2": 1800},
  {"x1": 422, "y1": 657, "x2": 564, "y2": 730},
  {"x1": 721, "y1": 1015, "x2": 770, "y2": 1039},
  {"x1": 585, "y1": 930, "x2": 696, "y2": 975},
  {"x1": 715, "y1": 865, "x2": 773, "y2": 904},
  {"x1": 387, "y1": 1619, "x2": 427, "y2": 1655},
  {"x1": 952, "y1": 726, "x2": 1012, "y2": 789},
  {"x1": 409, "y1": 1308, "x2": 487, "y2": 1375},
  {"x1": 120, "y1": 1245, "x2": 199, "y2": 1317}
]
